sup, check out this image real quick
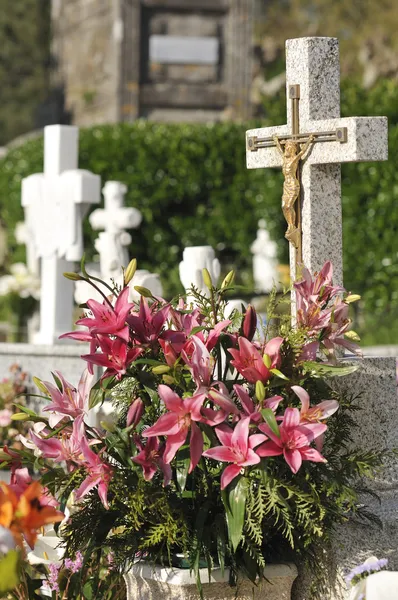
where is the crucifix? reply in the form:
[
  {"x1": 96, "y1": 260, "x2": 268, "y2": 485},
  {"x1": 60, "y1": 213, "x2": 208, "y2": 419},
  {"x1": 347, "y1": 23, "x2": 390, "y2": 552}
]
[
  {"x1": 21, "y1": 125, "x2": 101, "y2": 344},
  {"x1": 246, "y1": 37, "x2": 388, "y2": 287}
]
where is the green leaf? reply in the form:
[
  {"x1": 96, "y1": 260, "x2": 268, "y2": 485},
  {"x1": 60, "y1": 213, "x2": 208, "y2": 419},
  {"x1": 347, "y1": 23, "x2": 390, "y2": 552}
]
[
  {"x1": 83, "y1": 580, "x2": 94, "y2": 600},
  {"x1": 261, "y1": 408, "x2": 280, "y2": 437},
  {"x1": 302, "y1": 361, "x2": 359, "y2": 377},
  {"x1": 221, "y1": 476, "x2": 248, "y2": 551},
  {"x1": 0, "y1": 550, "x2": 20, "y2": 593},
  {"x1": 12, "y1": 403, "x2": 37, "y2": 417},
  {"x1": 89, "y1": 386, "x2": 105, "y2": 410},
  {"x1": 189, "y1": 326, "x2": 206, "y2": 336},
  {"x1": 175, "y1": 447, "x2": 190, "y2": 493}
]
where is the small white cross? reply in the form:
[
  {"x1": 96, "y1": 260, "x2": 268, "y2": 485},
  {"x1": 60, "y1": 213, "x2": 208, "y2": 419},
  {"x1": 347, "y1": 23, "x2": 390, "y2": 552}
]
[
  {"x1": 246, "y1": 37, "x2": 388, "y2": 286},
  {"x1": 21, "y1": 125, "x2": 101, "y2": 344},
  {"x1": 89, "y1": 181, "x2": 142, "y2": 280}
]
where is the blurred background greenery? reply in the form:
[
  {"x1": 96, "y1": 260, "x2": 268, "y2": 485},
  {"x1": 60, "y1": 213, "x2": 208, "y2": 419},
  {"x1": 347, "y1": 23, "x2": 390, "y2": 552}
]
[{"x1": 0, "y1": 0, "x2": 397, "y2": 346}]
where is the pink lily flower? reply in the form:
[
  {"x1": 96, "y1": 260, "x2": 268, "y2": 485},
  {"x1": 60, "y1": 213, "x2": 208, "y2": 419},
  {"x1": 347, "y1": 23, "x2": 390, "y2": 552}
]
[
  {"x1": 228, "y1": 336, "x2": 283, "y2": 384},
  {"x1": 291, "y1": 385, "x2": 339, "y2": 423},
  {"x1": 76, "y1": 287, "x2": 134, "y2": 343},
  {"x1": 241, "y1": 305, "x2": 257, "y2": 341},
  {"x1": 132, "y1": 436, "x2": 171, "y2": 486},
  {"x1": 203, "y1": 417, "x2": 266, "y2": 489},
  {"x1": 159, "y1": 331, "x2": 186, "y2": 366},
  {"x1": 82, "y1": 336, "x2": 143, "y2": 380},
  {"x1": 127, "y1": 297, "x2": 170, "y2": 348},
  {"x1": 205, "y1": 320, "x2": 231, "y2": 351},
  {"x1": 75, "y1": 436, "x2": 113, "y2": 509},
  {"x1": 294, "y1": 261, "x2": 343, "y2": 307},
  {"x1": 142, "y1": 385, "x2": 206, "y2": 472},
  {"x1": 42, "y1": 369, "x2": 93, "y2": 428},
  {"x1": 257, "y1": 407, "x2": 327, "y2": 473},
  {"x1": 181, "y1": 335, "x2": 214, "y2": 389},
  {"x1": 234, "y1": 384, "x2": 283, "y2": 423},
  {"x1": 29, "y1": 416, "x2": 88, "y2": 468},
  {"x1": 9, "y1": 467, "x2": 58, "y2": 508}
]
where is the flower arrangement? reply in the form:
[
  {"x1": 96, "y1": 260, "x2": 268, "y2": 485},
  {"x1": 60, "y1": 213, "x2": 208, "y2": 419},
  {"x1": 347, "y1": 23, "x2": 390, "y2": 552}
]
[
  {"x1": 0, "y1": 259, "x2": 387, "y2": 598},
  {"x1": 346, "y1": 557, "x2": 390, "y2": 600}
]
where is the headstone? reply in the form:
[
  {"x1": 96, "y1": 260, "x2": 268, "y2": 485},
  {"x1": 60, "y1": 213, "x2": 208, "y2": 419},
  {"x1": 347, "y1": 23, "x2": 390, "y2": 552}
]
[
  {"x1": 246, "y1": 38, "x2": 394, "y2": 600},
  {"x1": 179, "y1": 246, "x2": 220, "y2": 300},
  {"x1": 149, "y1": 35, "x2": 219, "y2": 65},
  {"x1": 246, "y1": 37, "x2": 388, "y2": 285},
  {"x1": 250, "y1": 219, "x2": 278, "y2": 293},
  {"x1": 15, "y1": 220, "x2": 40, "y2": 276},
  {"x1": 21, "y1": 125, "x2": 101, "y2": 344},
  {"x1": 89, "y1": 181, "x2": 142, "y2": 282}
]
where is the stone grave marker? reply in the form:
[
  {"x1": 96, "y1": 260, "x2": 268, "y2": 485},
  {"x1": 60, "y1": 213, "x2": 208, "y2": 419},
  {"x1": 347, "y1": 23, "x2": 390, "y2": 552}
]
[
  {"x1": 21, "y1": 125, "x2": 101, "y2": 345},
  {"x1": 246, "y1": 37, "x2": 395, "y2": 599}
]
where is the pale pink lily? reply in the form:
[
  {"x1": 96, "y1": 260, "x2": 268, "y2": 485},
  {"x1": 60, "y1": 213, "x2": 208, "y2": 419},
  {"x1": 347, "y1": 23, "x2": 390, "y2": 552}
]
[
  {"x1": 42, "y1": 369, "x2": 93, "y2": 428},
  {"x1": 132, "y1": 436, "x2": 171, "y2": 486},
  {"x1": 75, "y1": 436, "x2": 113, "y2": 509},
  {"x1": 142, "y1": 385, "x2": 206, "y2": 472},
  {"x1": 233, "y1": 384, "x2": 283, "y2": 423},
  {"x1": 228, "y1": 336, "x2": 284, "y2": 384},
  {"x1": 203, "y1": 417, "x2": 266, "y2": 489},
  {"x1": 82, "y1": 336, "x2": 143, "y2": 380},
  {"x1": 257, "y1": 407, "x2": 327, "y2": 474},
  {"x1": 76, "y1": 287, "x2": 134, "y2": 343},
  {"x1": 0, "y1": 408, "x2": 12, "y2": 427},
  {"x1": 29, "y1": 416, "x2": 89, "y2": 469},
  {"x1": 294, "y1": 261, "x2": 343, "y2": 307},
  {"x1": 291, "y1": 385, "x2": 339, "y2": 423}
]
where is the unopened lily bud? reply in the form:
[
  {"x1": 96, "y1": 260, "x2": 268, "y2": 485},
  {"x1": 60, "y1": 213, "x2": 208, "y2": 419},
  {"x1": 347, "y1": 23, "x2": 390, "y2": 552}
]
[
  {"x1": 11, "y1": 413, "x2": 30, "y2": 421},
  {"x1": 63, "y1": 272, "x2": 82, "y2": 281},
  {"x1": 100, "y1": 420, "x2": 116, "y2": 432},
  {"x1": 134, "y1": 286, "x2": 153, "y2": 298},
  {"x1": 126, "y1": 398, "x2": 144, "y2": 428},
  {"x1": 221, "y1": 270, "x2": 235, "y2": 289},
  {"x1": 124, "y1": 258, "x2": 137, "y2": 286},
  {"x1": 152, "y1": 365, "x2": 171, "y2": 375},
  {"x1": 345, "y1": 330, "x2": 361, "y2": 342},
  {"x1": 162, "y1": 375, "x2": 175, "y2": 385},
  {"x1": 263, "y1": 354, "x2": 271, "y2": 368},
  {"x1": 202, "y1": 268, "x2": 213, "y2": 290},
  {"x1": 345, "y1": 294, "x2": 361, "y2": 304},
  {"x1": 255, "y1": 380, "x2": 265, "y2": 402},
  {"x1": 242, "y1": 305, "x2": 257, "y2": 341}
]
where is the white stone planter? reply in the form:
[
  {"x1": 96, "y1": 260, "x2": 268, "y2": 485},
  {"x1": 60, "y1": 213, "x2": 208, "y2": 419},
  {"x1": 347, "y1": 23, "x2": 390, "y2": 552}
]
[{"x1": 124, "y1": 562, "x2": 298, "y2": 600}]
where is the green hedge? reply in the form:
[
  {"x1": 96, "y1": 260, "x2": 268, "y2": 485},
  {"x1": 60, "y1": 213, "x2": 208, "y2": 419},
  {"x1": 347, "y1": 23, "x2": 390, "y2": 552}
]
[{"x1": 0, "y1": 78, "x2": 397, "y2": 343}]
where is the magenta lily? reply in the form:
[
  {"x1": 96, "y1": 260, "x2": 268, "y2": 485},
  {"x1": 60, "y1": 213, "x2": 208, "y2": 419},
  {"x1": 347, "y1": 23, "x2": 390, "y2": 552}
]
[
  {"x1": 142, "y1": 385, "x2": 205, "y2": 472},
  {"x1": 30, "y1": 416, "x2": 87, "y2": 468},
  {"x1": 82, "y1": 336, "x2": 143, "y2": 380},
  {"x1": 75, "y1": 436, "x2": 113, "y2": 509},
  {"x1": 132, "y1": 436, "x2": 171, "y2": 486},
  {"x1": 203, "y1": 417, "x2": 266, "y2": 489},
  {"x1": 257, "y1": 407, "x2": 327, "y2": 473},
  {"x1": 76, "y1": 287, "x2": 134, "y2": 343},
  {"x1": 228, "y1": 336, "x2": 283, "y2": 384},
  {"x1": 127, "y1": 296, "x2": 170, "y2": 348}
]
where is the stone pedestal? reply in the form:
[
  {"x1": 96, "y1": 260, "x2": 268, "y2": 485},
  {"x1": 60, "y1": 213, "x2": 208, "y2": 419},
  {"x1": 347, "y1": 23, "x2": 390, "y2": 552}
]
[{"x1": 124, "y1": 563, "x2": 298, "y2": 600}]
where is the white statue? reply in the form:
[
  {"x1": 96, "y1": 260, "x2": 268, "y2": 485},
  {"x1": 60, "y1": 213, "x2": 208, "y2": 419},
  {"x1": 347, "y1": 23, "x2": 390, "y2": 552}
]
[
  {"x1": 179, "y1": 246, "x2": 220, "y2": 300},
  {"x1": 250, "y1": 219, "x2": 278, "y2": 293},
  {"x1": 89, "y1": 181, "x2": 142, "y2": 281}
]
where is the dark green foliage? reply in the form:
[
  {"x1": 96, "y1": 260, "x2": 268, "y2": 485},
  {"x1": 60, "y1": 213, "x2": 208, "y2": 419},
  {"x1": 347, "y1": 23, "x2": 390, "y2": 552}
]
[{"x1": 0, "y1": 79, "x2": 397, "y2": 341}]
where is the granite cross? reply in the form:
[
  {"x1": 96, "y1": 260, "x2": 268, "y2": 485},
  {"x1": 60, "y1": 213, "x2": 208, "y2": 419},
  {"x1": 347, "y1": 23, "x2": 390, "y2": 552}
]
[
  {"x1": 246, "y1": 37, "x2": 388, "y2": 286},
  {"x1": 21, "y1": 125, "x2": 101, "y2": 344}
]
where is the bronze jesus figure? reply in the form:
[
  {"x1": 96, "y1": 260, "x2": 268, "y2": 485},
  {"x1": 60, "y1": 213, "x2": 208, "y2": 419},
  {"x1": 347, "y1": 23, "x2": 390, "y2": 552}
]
[{"x1": 273, "y1": 134, "x2": 314, "y2": 249}]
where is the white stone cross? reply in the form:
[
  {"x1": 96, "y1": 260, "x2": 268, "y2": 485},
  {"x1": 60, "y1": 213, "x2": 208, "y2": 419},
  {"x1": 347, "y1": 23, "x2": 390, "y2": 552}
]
[
  {"x1": 21, "y1": 125, "x2": 101, "y2": 344},
  {"x1": 89, "y1": 181, "x2": 142, "y2": 281},
  {"x1": 246, "y1": 37, "x2": 388, "y2": 286}
]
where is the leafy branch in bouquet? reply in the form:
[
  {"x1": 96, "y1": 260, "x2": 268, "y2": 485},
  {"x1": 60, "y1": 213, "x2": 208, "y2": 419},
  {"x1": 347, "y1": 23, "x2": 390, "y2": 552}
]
[{"x1": 0, "y1": 259, "x2": 389, "y2": 599}]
